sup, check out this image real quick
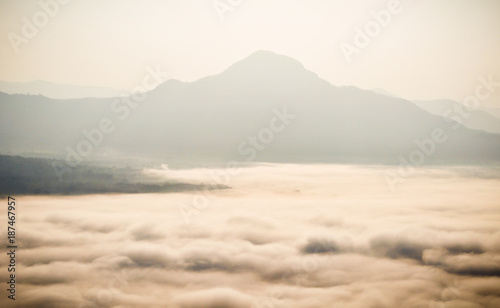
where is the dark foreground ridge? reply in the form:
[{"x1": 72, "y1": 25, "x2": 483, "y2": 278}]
[{"x1": 0, "y1": 155, "x2": 228, "y2": 195}]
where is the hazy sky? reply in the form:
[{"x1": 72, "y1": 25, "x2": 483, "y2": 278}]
[{"x1": 1, "y1": 0, "x2": 499, "y2": 103}]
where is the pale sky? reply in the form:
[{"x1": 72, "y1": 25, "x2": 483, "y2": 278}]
[{"x1": 1, "y1": 0, "x2": 499, "y2": 105}]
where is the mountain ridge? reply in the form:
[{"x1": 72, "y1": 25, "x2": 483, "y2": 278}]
[
  {"x1": 0, "y1": 80, "x2": 128, "y2": 99},
  {"x1": 1, "y1": 51, "x2": 500, "y2": 164}
]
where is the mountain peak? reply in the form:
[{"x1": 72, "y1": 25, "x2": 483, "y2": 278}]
[
  {"x1": 246, "y1": 50, "x2": 297, "y2": 61},
  {"x1": 230, "y1": 50, "x2": 306, "y2": 71},
  {"x1": 219, "y1": 50, "x2": 321, "y2": 86}
]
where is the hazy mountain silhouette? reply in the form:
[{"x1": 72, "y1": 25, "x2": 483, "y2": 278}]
[
  {"x1": 371, "y1": 88, "x2": 401, "y2": 99},
  {"x1": 1, "y1": 50, "x2": 500, "y2": 164},
  {"x1": 414, "y1": 99, "x2": 500, "y2": 134},
  {"x1": 482, "y1": 107, "x2": 500, "y2": 120},
  {"x1": 0, "y1": 80, "x2": 128, "y2": 99}
]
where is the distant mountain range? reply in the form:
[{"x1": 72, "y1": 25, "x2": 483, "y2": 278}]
[
  {"x1": 372, "y1": 88, "x2": 500, "y2": 134},
  {"x1": 414, "y1": 99, "x2": 500, "y2": 134},
  {"x1": 1, "y1": 50, "x2": 500, "y2": 164},
  {"x1": 371, "y1": 88, "x2": 500, "y2": 134},
  {"x1": 0, "y1": 80, "x2": 128, "y2": 99}
]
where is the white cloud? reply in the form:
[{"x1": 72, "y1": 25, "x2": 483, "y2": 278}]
[{"x1": 1, "y1": 164, "x2": 499, "y2": 307}]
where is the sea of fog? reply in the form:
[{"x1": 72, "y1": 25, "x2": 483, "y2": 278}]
[{"x1": 2, "y1": 164, "x2": 500, "y2": 308}]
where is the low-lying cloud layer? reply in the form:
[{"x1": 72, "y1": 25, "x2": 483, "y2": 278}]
[{"x1": 1, "y1": 164, "x2": 500, "y2": 307}]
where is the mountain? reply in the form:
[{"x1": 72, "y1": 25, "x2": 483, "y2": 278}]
[
  {"x1": 0, "y1": 80, "x2": 128, "y2": 99},
  {"x1": 482, "y1": 107, "x2": 500, "y2": 120},
  {"x1": 414, "y1": 99, "x2": 500, "y2": 134},
  {"x1": 1, "y1": 50, "x2": 500, "y2": 165},
  {"x1": 371, "y1": 88, "x2": 401, "y2": 99}
]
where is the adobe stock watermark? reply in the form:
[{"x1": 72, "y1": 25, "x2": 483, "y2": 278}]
[
  {"x1": 177, "y1": 106, "x2": 296, "y2": 224},
  {"x1": 51, "y1": 65, "x2": 169, "y2": 181},
  {"x1": 340, "y1": 0, "x2": 404, "y2": 63},
  {"x1": 385, "y1": 74, "x2": 499, "y2": 192},
  {"x1": 8, "y1": 0, "x2": 71, "y2": 53},
  {"x1": 443, "y1": 75, "x2": 499, "y2": 129},
  {"x1": 213, "y1": 0, "x2": 244, "y2": 22}
]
